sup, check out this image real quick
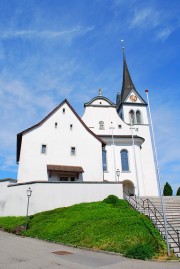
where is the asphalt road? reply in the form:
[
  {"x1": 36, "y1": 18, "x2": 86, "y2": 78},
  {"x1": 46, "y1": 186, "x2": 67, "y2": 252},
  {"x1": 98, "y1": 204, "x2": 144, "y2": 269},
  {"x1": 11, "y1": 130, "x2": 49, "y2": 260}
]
[{"x1": 0, "y1": 230, "x2": 179, "y2": 269}]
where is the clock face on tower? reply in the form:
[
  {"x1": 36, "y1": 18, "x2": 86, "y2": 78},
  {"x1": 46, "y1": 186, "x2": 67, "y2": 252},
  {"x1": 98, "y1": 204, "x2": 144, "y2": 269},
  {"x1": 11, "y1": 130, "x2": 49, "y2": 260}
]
[{"x1": 130, "y1": 95, "x2": 137, "y2": 102}]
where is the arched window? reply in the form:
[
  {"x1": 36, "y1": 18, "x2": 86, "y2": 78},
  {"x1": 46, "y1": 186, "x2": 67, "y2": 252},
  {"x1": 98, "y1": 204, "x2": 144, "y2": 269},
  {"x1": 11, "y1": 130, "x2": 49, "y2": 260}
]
[
  {"x1": 121, "y1": 150, "x2": 129, "y2": 171},
  {"x1": 136, "y1": 110, "x2": 142, "y2": 124},
  {"x1": 102, "y1": 149, "x2": 107, "y2": 171},
  {"x1": 129, "y1": 110, "x2": 135, "y2": 125},
  {"x1": 99, "y1": 121, "x2": 105, "y2": 130}
]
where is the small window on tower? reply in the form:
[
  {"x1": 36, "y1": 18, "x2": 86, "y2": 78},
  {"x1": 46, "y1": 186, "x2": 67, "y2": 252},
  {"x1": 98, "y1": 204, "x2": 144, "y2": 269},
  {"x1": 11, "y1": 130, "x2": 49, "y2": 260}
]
[
  {"x1": 55, "y1": 122, "x2": 58, "y2": 128},
  {"x1": 129, "y1": 110, "x2": 135, "y2": 125},
  {"x1": 136, "y1": 110, "x2": 142, "y2": 124},
  {"x1": 70, "y1": 124, "x2": 73, "y2": 130},
  {"x1": 63, "y1": 108, "x2": 65, "y2": 114},
  {"x1": 118, "y1": 125, "x2": 122, "y2": 129}
]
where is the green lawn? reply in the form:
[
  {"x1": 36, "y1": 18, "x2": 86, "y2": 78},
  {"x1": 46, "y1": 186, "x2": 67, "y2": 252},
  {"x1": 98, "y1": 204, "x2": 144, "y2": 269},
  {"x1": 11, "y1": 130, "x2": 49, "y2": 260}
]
[{"x1": 0, "y1": 196, "x2": 167, "y2": 259}]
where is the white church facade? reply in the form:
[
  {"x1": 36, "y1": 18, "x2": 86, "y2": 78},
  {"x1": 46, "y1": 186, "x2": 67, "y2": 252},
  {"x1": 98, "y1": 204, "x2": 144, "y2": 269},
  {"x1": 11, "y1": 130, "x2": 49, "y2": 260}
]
[{"x1": 16, "y1": 51, "x2": 159, "y2": 197}]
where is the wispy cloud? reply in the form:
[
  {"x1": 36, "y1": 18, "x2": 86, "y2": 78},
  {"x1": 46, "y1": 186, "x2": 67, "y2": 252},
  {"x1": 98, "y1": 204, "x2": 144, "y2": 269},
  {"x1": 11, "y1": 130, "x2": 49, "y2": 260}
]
[
  {"x1": 127, "y1": 3, "x2": 180, "y2": 41},
  {"x1": 156, "y1": 26, "x2": 174, "y2": 41},
  {"x1": 1, "y1": 26, "x2": 94, "y2": 40},
  {"x1": 130, "y1": 7, "x2": 160, "y2": 29},
  {"x1": 0, "y1": 155, "x2": 17, "y2": 173}
]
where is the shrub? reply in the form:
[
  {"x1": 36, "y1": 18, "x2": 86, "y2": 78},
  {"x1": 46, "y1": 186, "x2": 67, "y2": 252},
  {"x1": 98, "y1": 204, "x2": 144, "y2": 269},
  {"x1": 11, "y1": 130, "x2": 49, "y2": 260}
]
[
  {"x1": 125, "y1": 243, "x2": 155, "y2": 260},
  {"x1": 163, "y1": 182, "x2": 173, "y2": 196},
  {"x1": 176, "y1": 187, "x2": 180, "y2": 196},
  {"x1": 103, "y1": 195, "x2": 120, "y2": 205}
]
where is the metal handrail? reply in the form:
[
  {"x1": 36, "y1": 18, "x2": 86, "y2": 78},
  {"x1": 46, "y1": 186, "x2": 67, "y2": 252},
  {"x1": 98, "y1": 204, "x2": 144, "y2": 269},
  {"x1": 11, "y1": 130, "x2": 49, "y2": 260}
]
[
  {"x1": 143, "y1": 198, "x2": 180, "y2": 251},
  {"x1": 124, "y1": 193, "x2": 180, "y2": 251}
]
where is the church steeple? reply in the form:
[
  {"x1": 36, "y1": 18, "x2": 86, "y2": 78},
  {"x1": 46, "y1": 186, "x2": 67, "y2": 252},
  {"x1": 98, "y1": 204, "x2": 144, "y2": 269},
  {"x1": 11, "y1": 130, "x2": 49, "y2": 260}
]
[{"x1": 121, "y1": 49, "x2": 137, "y2": 103}]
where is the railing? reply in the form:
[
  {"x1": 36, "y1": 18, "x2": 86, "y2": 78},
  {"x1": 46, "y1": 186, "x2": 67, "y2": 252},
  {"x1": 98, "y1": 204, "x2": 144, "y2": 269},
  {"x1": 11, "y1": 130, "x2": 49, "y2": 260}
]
[{"x1": 124, "y1": 192, "x2": 180, "y2": 252}]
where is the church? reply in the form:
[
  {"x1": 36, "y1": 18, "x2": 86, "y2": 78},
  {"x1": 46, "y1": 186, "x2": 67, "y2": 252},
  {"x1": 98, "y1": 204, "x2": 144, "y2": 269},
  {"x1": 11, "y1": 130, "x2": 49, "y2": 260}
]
[{"x1": 17, "y1": 50, "x2": 159, "y2": 197}]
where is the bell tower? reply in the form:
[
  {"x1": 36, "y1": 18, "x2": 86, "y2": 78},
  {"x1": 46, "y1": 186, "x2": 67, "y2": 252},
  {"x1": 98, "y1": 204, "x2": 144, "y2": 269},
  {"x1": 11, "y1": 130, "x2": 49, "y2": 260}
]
[
  {"x1": 116, "y1": 49, "x2": 159, "y2": 196},
  {"x1": 117, "y1": 49, "x2": 148, "y2": 125}
]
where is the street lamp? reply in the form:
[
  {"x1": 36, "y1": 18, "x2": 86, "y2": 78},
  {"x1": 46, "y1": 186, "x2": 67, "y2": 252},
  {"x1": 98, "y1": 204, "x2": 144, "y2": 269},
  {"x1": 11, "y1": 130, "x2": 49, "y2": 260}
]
[
  {"x1": 116, "y1": 169, "x2": 120, "y2": 181},
  {"x1": 109, "y1": 122, "x2": 117, "y2": 181},
  {"x1": 25, "y1": 187, "x2": 32, "y2": 230}
]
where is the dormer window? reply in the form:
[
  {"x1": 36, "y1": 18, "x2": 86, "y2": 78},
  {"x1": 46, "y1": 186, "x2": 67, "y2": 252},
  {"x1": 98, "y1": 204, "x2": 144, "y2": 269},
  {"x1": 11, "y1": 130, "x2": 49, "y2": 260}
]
[{"x1": 99, "y1": 121, "x2": 105, "y2": 130}]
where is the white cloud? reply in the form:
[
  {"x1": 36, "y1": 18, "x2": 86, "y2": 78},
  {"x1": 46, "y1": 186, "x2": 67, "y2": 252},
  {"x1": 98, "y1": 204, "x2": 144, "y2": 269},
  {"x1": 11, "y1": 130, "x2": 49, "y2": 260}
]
[
  {"x1": 0, "y1": 155, "x2": 17, "y2": 173},
  {"x1": 130, "y1": 7, "x2": 160, "y2": 29},
  {"x1": 156, "y1": 26, "x2": 174, "y2": 41},
  {"x1": 127, "y1": 4, "x2": 179, "y2": 41},
  {"x1": 1, "y1": 26, "x2": 94, "y2": 40}
]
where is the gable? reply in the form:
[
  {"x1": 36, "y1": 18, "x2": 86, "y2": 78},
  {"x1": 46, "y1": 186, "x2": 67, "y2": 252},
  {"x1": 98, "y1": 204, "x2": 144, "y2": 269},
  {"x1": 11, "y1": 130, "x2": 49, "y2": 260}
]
[
  {"x1": 125, "y1": 90, "x2": 146, "y2": 104},
  {"x1": 17, "y1": 100, "x2": 106, "y2": 162},
  {"x1": 84, "y1": 96, "x2": 116, "y2": 107}
]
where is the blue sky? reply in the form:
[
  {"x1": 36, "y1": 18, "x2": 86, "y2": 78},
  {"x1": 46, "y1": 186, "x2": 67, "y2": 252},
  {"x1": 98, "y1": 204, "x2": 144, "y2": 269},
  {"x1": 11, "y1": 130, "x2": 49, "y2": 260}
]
[{"x1": 0, "y1": 0, "x2": 179, "y2": 194}]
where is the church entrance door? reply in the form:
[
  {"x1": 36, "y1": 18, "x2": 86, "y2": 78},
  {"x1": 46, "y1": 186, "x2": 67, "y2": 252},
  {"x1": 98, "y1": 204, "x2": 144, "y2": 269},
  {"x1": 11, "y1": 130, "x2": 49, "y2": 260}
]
[{"x1": 122, "y1": 180, "x2": 135, "y2": 197}]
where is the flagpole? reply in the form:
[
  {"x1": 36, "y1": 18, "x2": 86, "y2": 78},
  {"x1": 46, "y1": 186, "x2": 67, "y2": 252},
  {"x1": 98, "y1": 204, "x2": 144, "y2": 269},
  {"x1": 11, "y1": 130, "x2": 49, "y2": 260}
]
[{"x1": 145, "y1": 89, "x2": 170, "y2": 256}]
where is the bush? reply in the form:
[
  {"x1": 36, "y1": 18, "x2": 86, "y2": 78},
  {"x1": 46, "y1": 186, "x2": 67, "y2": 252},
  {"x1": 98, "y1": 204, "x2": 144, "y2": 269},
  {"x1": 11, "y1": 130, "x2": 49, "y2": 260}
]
[
  {"x1": 163, "y1": 182, "x2": 173, "y2": 196},
  {"x1": 103, "y1": 195, "x2": 120, "y2": 205},
  {"x1": 176, "y1": 187, "x2": 180, "y2": 196},
  {"x1": 125, "y1": 243, "x2": 155, "y2": 260}
]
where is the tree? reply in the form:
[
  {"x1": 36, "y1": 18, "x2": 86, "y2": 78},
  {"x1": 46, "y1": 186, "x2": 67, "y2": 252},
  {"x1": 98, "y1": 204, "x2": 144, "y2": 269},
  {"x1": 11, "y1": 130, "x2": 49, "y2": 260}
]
[
  {"x1": 163, "y1": 182, "x2": 173, "y2": 196},
  {"x1": 176, "y1": 187, "x2": 180, "y2": 196}
]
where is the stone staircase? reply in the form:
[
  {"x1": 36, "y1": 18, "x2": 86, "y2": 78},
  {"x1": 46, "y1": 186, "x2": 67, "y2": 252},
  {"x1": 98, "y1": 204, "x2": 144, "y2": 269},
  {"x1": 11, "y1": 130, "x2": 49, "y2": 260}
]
[{"x1": 125, "y1": 195, "x2": 180, "y2": 257}]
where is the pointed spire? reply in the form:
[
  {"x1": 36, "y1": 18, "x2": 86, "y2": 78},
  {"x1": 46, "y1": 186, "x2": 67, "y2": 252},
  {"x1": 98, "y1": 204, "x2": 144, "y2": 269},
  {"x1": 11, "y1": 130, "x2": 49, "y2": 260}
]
[{"x1": 121, "y1": 49, "x2": 137, "y2": 103}]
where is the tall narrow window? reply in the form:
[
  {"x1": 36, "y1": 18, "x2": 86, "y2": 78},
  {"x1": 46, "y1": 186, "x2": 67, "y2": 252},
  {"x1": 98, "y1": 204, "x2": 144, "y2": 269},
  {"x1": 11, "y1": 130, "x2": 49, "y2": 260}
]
[
  {"x1": 41, "y1": 144, "x2": 47, "y2": 154},
  {"x1": 99, "y1": 121, "x2": 105, "y2": 130},
  {"x1": 121, "y1": 150, "x2": 129, "y2": 171},
  {"x1": 136, "y1": 110, "x2": 142, "y2": 124},
  {"x1": 71, "y1": 147, "x2": 76, "y2": 155},
  {"x1": 102, "y1": 149, "x2": 107, "y2": 171},
  {"x1": 63, "y1": 108, "x2": 65, "y2": 114},
  {"x1": 129, "y1": 110, "x2": 135, "y2": 125},
  {"x1": 70, "y1": 124, "x2": 73, "y2": 130}
]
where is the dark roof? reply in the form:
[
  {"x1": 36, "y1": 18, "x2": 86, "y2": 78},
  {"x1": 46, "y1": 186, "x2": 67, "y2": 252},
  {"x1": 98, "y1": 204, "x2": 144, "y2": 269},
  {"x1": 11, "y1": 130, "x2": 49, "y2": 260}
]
[
  {"x1": 47, "y1": 165, "x2": 84, "y2": 173},
  {"x1": 100, "y1": 135, "x2": 145, "y2": 143},
  {"x1": 84, "y1": 96, "x2": 116, "y2": 107},
  {"x1": 120, "y1": 50, "x2": 147, "y2": 105},
  {"x1": 0, "y1": 178, "x2": 17, "y2": 183},
  {"x1": 17, "y1": 99, "x2": 106, "y2": 162}
]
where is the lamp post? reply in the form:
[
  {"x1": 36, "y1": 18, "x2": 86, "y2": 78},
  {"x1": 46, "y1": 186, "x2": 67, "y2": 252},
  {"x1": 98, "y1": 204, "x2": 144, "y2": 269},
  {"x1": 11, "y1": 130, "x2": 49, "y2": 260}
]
[
  {"x1": 130, "y1": 116, "x2": 140, "y2": 197},
  {"x1": 25, "y1": 187, "x2": 32, "y2": 230},
  {"x1": 109, "y1": 122, "x2": 117, "y2": 181},
  {"x1": 116, "y1": 169, "x2": 120, "y2": 181}
]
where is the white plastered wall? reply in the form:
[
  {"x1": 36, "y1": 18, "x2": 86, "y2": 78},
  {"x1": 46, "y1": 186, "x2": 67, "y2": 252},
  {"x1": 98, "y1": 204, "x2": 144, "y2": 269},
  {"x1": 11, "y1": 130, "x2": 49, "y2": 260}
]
[
  {"x1": 0, "y1": 180, "x2": 123, "y2": 216},
  {"x1": 18, "y1": 102, "x2": 103, "y2": 183},
  {"x1": 120, "y1": 104, "x2": 159, "y2": 196}
]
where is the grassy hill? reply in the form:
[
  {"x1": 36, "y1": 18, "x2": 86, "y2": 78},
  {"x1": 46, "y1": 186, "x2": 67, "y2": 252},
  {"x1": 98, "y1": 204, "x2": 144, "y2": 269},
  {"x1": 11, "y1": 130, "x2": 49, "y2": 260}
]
[{"x1": 0, "y1": 195, "x2": 167, "y2": 260}]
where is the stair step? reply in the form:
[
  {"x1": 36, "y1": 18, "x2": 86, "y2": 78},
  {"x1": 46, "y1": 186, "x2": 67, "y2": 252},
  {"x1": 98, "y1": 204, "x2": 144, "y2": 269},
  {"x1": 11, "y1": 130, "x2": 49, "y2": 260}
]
[{"x1": 127, "y1": 196, "x2": 180, "y2": 257}]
